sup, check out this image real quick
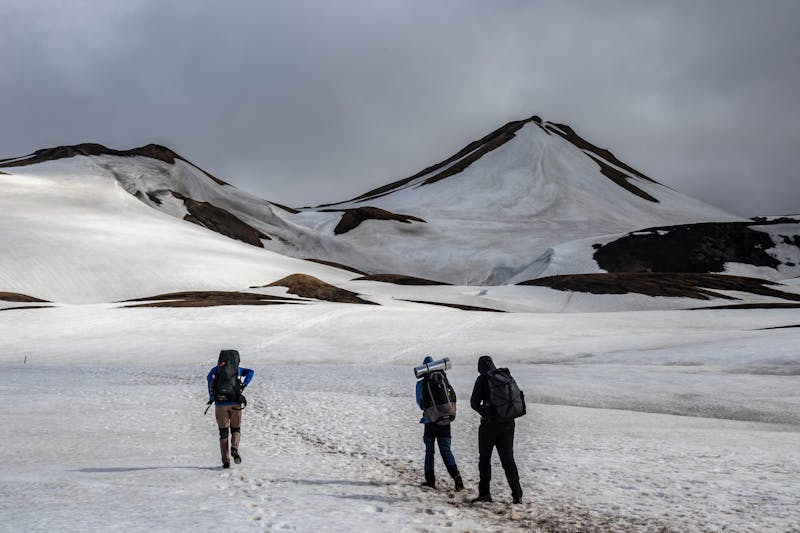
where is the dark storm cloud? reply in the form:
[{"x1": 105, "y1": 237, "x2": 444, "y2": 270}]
[{"x1": 1, "y1": 0, "x2": 798, "y2": 216}]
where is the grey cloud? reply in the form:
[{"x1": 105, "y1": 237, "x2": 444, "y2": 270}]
[{"x1": 1, "y1": 0, "x2": 798, "y2": 216}]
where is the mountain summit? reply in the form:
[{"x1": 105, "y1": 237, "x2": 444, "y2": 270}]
[{"x1": 0, "y1": 116, "x2": 746, "y2": 289}]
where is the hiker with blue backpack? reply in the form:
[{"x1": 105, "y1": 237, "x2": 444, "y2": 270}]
[
  {"x1": 415, "y1": 356, "x2": 464, "y2": 492},
  {"x1": 207, "y1": 349, "x2": 254, "y2": 469},
  {"x1": 470, "y1": 355, "x2": 525, "y2": 504}
]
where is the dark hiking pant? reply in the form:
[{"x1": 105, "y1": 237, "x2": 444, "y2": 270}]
[
  {"x1": 478, "y1": 420, "x2": 522, "y2": 498},
  {"x1": 423, "y1": 423, "x2": 460, "y2": 482},
  {"x1": 215, "y1": 404, "x2": 242, "y2": 463}
]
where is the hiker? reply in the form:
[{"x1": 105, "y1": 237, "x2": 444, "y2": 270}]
[
  {"x1": 207, "y1": 349, "x2": 254, "y2": 468},
  {"x1": 416, "y1": 356, "x2": 464, "y2": 492},
  {"x1": 470, "y1": 355, "x2": 524, "y2": 504}
]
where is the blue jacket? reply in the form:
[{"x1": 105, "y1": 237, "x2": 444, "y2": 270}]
[
  {"x1": 416, "y1": 356, "x2": 434, "y2": 424},
  {"x1": 207, "y1": 365, "x2": 254, "y2": 405},
  {"x1": 416, "y1": 379, "x2": 431, "y2": 424}
]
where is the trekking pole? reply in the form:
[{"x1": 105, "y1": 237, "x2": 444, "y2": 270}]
[{"x1": 204, "y1": 400, "x2": 213, "y2": 415}]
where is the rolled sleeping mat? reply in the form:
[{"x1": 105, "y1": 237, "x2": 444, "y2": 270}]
[{"x1": 414, "y1": 357, "x2": 452, "y2": 379}]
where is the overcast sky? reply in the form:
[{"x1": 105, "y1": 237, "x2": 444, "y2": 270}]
[{"x1": 2, "y1": 0, "x2": 799, "y2": 216}]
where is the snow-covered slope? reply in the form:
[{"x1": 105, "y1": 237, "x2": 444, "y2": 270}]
[
  {"x1": 297, "y1": 117, "x2": 741, "y2": 284},
  {"x1": 0, "y1": 158, "x2": 355, "y2": 303},
  {"x1": 0, "y1": 116, "x2": 742, "y2": 287}
]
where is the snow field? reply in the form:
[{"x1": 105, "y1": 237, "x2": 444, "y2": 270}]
[{"x1": 3, "y1": 363, "x2": 798, "y2": 532}]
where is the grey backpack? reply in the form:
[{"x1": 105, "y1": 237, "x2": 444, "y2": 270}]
[{"x1": 421, "y1": 371, "x2": 457, "y2": 425}]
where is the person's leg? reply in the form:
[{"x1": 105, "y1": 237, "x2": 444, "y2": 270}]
[
  {"x1": 215, "y1": 405, "x2": 232, "y2": 466},
  {"x1": 422, "y1": 424, "x2": 436, "y2": 487},
  {"x1": 230, "y1": 407, "x2": 242, "y2": 463},
  {"x1": 496, "y1": 422, "x2": 522, "y2": 500},
  {"x1": 477, "y1": 421, "x2": 496, "y2": 498},
  {"x1": 434, "y1": 425, "x2": 463, "y2": 491}
]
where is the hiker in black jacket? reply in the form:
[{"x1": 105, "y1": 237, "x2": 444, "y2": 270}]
[{"x1": 470, "y1": 355, "x2": 523, "y2": 504}]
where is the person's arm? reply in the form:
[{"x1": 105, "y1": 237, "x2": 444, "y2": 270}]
[
  {"x1": 415, "y1": 380, "x2": 424, "y2": 410},
  {"x1": 206, "y1": 367, "x2": 217, "y2": 401},
  {"x1": 239, "y1": 367, "x2": 254, "y2": 389},
  {"x1": 470, "y1": 375, "x2": 485, "y2": 416}
]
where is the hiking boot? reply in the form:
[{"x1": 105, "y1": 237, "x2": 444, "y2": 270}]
[
  {"x1": 454, "y1": 477, "x2": 464, "y2": 492},
  {"x1": 231, "y1": 447, "x2": 241, "y2": 464},
  {"x1": 420, "y1": 480, "x2": 435, "y2": 489},
  {"x1": 512, "y1": 495, "x2": 523, "y2": 504},
  {"x1": 222, "y1": 461, "x2": 231, "y2": 469},
  {"x1": 421, "y1": 471, "x2": 435, "y2": 489},
  {"x1": 471, "y1": 494, "x2": 493, "y2": 503}
]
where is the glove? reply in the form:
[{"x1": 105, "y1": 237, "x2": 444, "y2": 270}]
[{"x1": 208, "y1": 396, "x2": 214, "y2": 404}]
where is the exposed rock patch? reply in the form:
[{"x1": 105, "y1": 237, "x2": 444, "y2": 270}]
[
  {"x1": 0, "y1": 305, "x2": 54, "y2": 312},
  {"x1": 401, "y1": 299, "x2": 505, "y2": 312},
  {"x1": 0, "y1": 292, "x2": 49, "y2": 303},
  {"x1": 593, "y1": 221, "x2": 793, "y2": 273},
  {"x1": 122, "y1": 291, "x2": 303, "y2": 308},
  {"x1": 258, "y1": 274, "x2": 377, "y2": 305},
  {"x1": 303, "y1": 259, "x2": 368, "y2": 276},
  {"x1": 322, "y1": 206, "x2": 426, "y2": 235},
  {"x1": 171, "y1": 192, "x2": 270, "y2": 247},
  {"x1": 519, "y1": 273, "x2": 800, "y2": 301},
  {"x1": 354, "y1": 274, "x2": 450, "y2": 286},
  {"x1": 0, "y1": 143, "x2": 232, "y2": 186}
]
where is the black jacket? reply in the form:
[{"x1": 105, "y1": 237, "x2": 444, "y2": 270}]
[{"x1": 470, "y1": 355, "x2": 497, "y2": 420}]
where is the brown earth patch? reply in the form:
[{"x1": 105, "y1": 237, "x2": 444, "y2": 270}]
[
  {"x1": 122, "y1": 291, "x2": 304, "y2": 308},
  {"x1": 303, "y1": 259, "x2": 368, "y2": 276},
  {"x1": 401, "y1": 299, "x2": 505, "y2": 312},
  {"x1": 171, "y1": 192, "x2": 270, "y2": 247},
  {"x1": 258, "y1": 273, "x2": 377, "y2": 305},
  {"x1": 0, "y1": 143, "x2": 232, "y2": 186},
  {"x1": 322, "y1": 116, "x2": 542, "y2": 205},
  {"x1": 321, "y1": 206, "x2": 426, "y2": 235},
  {"x1": 545, "y1": 123, "x2": 659, "y2": 202},
  {"x1": 354, "y1": 274, "x2": 451, "y2": 286},
  {"x1": 0, "y1": 292, "x2": 50, "y2": 303},
  {"x1": 519, "y1": 273, "x2": 800, "y2": 301}
]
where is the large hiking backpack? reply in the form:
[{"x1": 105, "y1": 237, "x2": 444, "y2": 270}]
[
  {"x1": 212, "y1": 349, "x2": 242, "y2": 403},
  {"x1": 421, "y1": 371, "x2": 457, "y2": 425},
  {"x1": 486, "y1": 368, "x2": 526, "y2": 420}
]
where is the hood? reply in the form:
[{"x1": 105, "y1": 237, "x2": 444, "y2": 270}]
[
  {"x1": 422, "y1": 355, "x2": 433, "y2": 364},
  {"x1": 478, "y1": 355, "x2": 496, "y2": 374}
]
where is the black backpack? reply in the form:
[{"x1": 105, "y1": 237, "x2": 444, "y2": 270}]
[
  {"x1": 421, "y1": 371, "x2": 457, "y2": 425},
  {"x1": 486, "y1": 368, "x2": 526, "y2": 420},
  {"x1": 212, "y1": 349, "x2": 243, "y2": 403}
]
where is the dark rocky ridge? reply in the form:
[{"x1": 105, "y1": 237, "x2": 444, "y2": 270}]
[
  {"x1": 520, "y1": 273, "x2": 800, "y2": 301},
  {"x1": 321, "y1": 206, "x2": 426, "y2": 235},
  {"x1": 0, "y1": 143, "x2": 231, "y2": 186},
  {"x1": 323, "y1": 116, "x2": 543, "y2": 205},
  {"x1": 354, "y1": 274, "x2": 450, "y2": 286},
  {"x1": 545, "y1": 123, "x2": 659, "y2": 202},
  {"x1": 171, "y1": 192, "x2": 270, "y2": 247},
  {"x1": 0, "y1": 292, "x2": 49, "y2": 303},
  {"x1": 401, "y1": 299, "x2": 505, "y2": 312},
  {"x1": 593, "y1": 220, "x2": 800, "y2": 274}
]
